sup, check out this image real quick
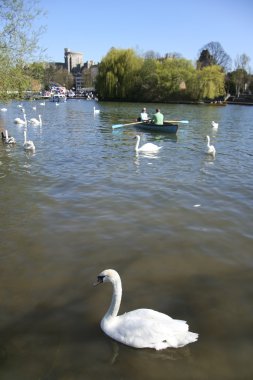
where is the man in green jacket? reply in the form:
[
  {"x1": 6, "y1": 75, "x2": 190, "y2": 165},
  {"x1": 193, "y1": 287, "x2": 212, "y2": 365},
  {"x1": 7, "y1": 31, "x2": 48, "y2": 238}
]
[{"x1": 152, "y1": 108, "x2": 164, "y2": 125}]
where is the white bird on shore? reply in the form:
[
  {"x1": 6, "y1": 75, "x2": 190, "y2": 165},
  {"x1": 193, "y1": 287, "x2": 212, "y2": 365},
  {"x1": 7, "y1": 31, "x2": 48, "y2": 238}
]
[
  {"x1": 94, "y1": 269, "x2": 198, "y2": 350},
  {"x1": 206, "y1": 135, "x2": 216, "y2": 157},
  {"x1": 135, "y1": 134, "x2": 162, "y2": 153},
  {"x1": 211, "y1": 121, "x2": 219, "y2": 130},
  {"x1": 23, "y1": 130, "x2": 35, "y2": 151},
  {"x1": 29, "y1": 114, "x2": 42, "y2": 126},
  {"x1": 94, "y1": 106, "x2": 100, "y2": 114}
]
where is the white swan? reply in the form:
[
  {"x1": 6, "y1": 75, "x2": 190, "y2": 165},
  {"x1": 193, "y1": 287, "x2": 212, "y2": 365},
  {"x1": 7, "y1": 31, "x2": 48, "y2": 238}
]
[
  {"x1": 23, "y1": 130, "x2": 35, "y2": 151},
  {"x1": 206, "y1": 135, "x2": 216, "y2": 157},
  {"x1": 94, "y1": 106, "x2": 100, "y2": 114},
  {"x1": 94, "y1": 269, "x2": 198, "y2": 350},
  {"x1": 135, "y1": 135, "x2": 162, "y2": 153},
  {"x1": 39, "y1": 101, "x2": 45, "y2": 106},
  {"x1": 2, "y1": 130, "x2": 16, "y2": 144},
  {"x1": 14, "y1": 113, "x2": 27, "y2": 125},
  {"x1": 1, "y1": 108, "x2": 7, "y2": 112},
  {"x1": 29, "y1": 114, "x2": 42, "y2": 126},
  {"x1": 211, "y1": 121, "x2": 218, "y2": 130}
]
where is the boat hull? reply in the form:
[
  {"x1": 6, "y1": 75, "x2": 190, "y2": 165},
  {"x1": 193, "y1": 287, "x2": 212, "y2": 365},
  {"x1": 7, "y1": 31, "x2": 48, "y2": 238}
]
[{"x1": 135, "y1": 122, "x2": 178, "y2": 134}]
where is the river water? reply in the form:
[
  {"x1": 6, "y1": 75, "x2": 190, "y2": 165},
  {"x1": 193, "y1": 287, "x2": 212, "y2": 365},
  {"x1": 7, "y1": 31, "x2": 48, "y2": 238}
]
[{"x1": 0, "y1": 99, "x2": 252, "y2": 380}]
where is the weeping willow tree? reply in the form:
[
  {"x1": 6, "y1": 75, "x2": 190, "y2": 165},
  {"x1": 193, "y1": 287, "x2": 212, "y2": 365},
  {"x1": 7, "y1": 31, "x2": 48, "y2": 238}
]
[
  {"x1": 0, "y1": 0, "x2": 45, "y2": 99},
  {"x1": 196, "y1": 65, "x2": 225, "y2": 99},
  {"x1": 185, "y1": 65, "x2": 225, "y2": 100},
  {"x1": 156, "y1": 57, "x2": 195, "y2": 100},
  {"x1": 95, "y1": 48, "x2": 143, "y2": 100}
]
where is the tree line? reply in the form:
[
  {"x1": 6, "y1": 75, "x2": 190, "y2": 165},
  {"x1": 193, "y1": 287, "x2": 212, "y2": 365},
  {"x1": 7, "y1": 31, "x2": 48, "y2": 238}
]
[
  {"x1": 95, "y1": 45, "x2": 252, "y2": 102},
  {"x1": 0, "y1": 0, "x2": 252, "y2": 101}
]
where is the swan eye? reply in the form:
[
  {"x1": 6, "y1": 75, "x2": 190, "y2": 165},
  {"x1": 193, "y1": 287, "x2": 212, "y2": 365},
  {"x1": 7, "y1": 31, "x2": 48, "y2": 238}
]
[{"x1": 97, "y1": 275, "x2": 105, "y2": 283}]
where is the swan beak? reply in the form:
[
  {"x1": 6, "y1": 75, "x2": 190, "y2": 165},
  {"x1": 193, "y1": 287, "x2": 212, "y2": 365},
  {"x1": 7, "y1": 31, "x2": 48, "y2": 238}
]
[{"x1": 93, "y1": 275, "x2": 104, "y2": 286}]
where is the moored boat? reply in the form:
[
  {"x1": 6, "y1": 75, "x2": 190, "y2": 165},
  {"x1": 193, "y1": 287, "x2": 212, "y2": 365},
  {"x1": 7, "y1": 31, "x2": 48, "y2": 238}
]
[
  {"x1": 50, "y1": 94, "x2": 67, "y2": 102},
  {"x1": 134, "y1": 121, "x2": 178, "y2": 134}
]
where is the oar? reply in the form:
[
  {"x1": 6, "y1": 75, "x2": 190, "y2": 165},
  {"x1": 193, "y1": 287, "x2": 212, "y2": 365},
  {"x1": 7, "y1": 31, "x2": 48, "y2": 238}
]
[
  {"x1": 112, "y1": 121, "x2": 143, "y2": 129},
  {"x1": 165, "y1": 120, "x2": 189, "y2": 124}
]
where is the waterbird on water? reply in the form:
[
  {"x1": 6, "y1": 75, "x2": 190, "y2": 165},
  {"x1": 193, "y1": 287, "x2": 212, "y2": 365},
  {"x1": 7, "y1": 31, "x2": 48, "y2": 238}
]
[
  {"x1": 206, "y1": 135, "x2": 216, "y2": 157},
  {"x1": 14, "y1": 113, "x2": 27, "y2": 125},
  {"x1": 29, "y1": 115, "x2": 42, "y2": 126},
  {"x1": 94, "y1": 269, "x2": 198, "y2": 350},
  {"x1": 94, "y1": 106, "x2": 100, "y2": 114},
  {"x1": 23, "y1": 130, "x2": 35, "y2": 151},
  {"x1": 134, "y1": 134, "x2": 162, "y2": 153},
  {"x1": 2, "y1": 130, "x2": 16, "y2": 144},
  {"x1": 211, "y1": 121, "x2": 219, "y2": 130}
]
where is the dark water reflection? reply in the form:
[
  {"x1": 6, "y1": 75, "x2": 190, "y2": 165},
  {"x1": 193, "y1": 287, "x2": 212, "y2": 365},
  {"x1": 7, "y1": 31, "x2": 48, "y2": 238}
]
[{"x1": 0, "y1": 100, "x2": 253, "y2": 379}]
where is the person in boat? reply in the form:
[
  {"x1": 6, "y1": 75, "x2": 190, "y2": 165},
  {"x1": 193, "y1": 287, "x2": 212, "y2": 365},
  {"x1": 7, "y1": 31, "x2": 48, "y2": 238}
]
[
  {"x1": 137, "y1": 107, "x2": 149, "y2": 122},
  {"x1": 151, "y1": 108, "x2": 164, "y2": 125}
]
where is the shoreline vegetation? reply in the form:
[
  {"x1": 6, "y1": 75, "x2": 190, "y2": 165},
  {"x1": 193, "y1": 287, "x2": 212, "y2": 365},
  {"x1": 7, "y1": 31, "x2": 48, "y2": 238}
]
[{"x1": 0, "y1": 2, "x2": 252, "y2": 106}]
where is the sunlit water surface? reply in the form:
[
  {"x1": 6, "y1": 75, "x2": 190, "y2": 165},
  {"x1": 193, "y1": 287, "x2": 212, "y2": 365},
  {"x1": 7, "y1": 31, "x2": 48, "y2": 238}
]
[{"x1": 0, "y1": 100, "x2": 252, "y2": 380}]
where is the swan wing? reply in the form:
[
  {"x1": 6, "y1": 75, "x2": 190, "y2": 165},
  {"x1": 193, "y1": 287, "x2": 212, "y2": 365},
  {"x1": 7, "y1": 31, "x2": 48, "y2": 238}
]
[
  {"x1": 139, "y1": 143, "x2": 162, "y2": 152},
  {"x1": 102, "y1": 308, "x2": 197, "y2": 350}
]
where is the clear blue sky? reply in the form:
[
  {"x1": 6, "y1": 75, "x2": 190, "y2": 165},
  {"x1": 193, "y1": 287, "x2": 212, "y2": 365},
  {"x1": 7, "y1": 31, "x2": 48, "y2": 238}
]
[{"x1": 37, "y1": 0, "x2": 253, "y2": 70}]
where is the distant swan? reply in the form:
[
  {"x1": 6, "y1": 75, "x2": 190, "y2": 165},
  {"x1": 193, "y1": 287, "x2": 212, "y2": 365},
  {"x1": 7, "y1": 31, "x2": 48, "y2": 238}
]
[
  {"x1": 14, "y1": 113, "x2": 27, "y2": 125},
  {"x1": 1, "y1": 108, "x2": 7, "y2": 112},
  {"x1": 23, "y1": 130, "x2": 35, "y2": 151},
  {"x1": 135, "y1": 134, "x2": 162, "y2": 153},
  {"x1": 39, "y1": 101, "x2": 45, "y2": 106},
  {"x1": 206, "y1": 135, "x2": 216, "y2": 157},
  {"x1": 211, "y1": 121, "x2": 218, "y2": 130},
  {"x1": 2, "y1": 130, "x2": 16, "y2": 144},
  {"x1": 29, "y1": 115, "x2": 42, "y2": 126},
  {"x1": 94, "y1": 269, "x2": 198, "y2": 350},
  {"x1": 94, "y1": 106, "x2": 100, "y2": 114}
]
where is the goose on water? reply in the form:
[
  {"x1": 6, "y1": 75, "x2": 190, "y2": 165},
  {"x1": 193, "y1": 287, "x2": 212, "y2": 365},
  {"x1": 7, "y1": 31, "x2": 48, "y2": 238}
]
[
  {"x1": 135, "y1": 134, "x2": 162, "y2": 153},
  {"x1": 23, "y1": 130, "x2": 35, "y2": 151},
  {"x1": 206, "y1": 135, "x2": 216, "y2": 157},
  {"x1": 94, "y1": 269, "x2": 198, "y2": 350}
]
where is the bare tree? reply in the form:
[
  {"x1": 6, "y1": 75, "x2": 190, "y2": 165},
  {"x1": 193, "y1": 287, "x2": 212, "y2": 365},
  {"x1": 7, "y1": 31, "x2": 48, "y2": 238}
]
[
  {"x1": 234, "y1": 53, "x2": 250, "y2": 71},
  {"x1": 199, "y1": 41, "x2": 232, "y2": 72},
  {"x1": 233, "y1": 54, "x2": 251, "y2": 96}
]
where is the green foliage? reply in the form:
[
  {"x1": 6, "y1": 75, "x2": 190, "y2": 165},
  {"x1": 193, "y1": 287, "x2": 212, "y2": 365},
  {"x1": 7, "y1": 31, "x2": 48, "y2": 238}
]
[
  {"x1": 96, "y1": 49, "x2": 225, "y2": 102},
  {"x1": 96, "y1": 48, "x2": 143, "y2": 100},
  {"x1": 0, "y1": 0, "x2": 45, "y2": 99}
]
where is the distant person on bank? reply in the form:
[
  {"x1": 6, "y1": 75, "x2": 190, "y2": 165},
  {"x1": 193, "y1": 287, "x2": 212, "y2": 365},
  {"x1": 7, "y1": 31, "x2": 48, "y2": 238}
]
[{"x1": 152, "y1": 108, "x2": 164, "y2": 125}]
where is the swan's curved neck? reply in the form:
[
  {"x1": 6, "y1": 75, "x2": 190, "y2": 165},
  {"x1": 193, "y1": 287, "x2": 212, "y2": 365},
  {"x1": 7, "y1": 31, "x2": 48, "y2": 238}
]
[
  {"x1": 207, "y1": 136, "x2": 210, "y2": 147},
  {"x1": 135, "y1": 136, "x2": 140, "y2": 151},
  {"x1": 105, "y1": 277, "x2": 122, "y2": 319}
]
